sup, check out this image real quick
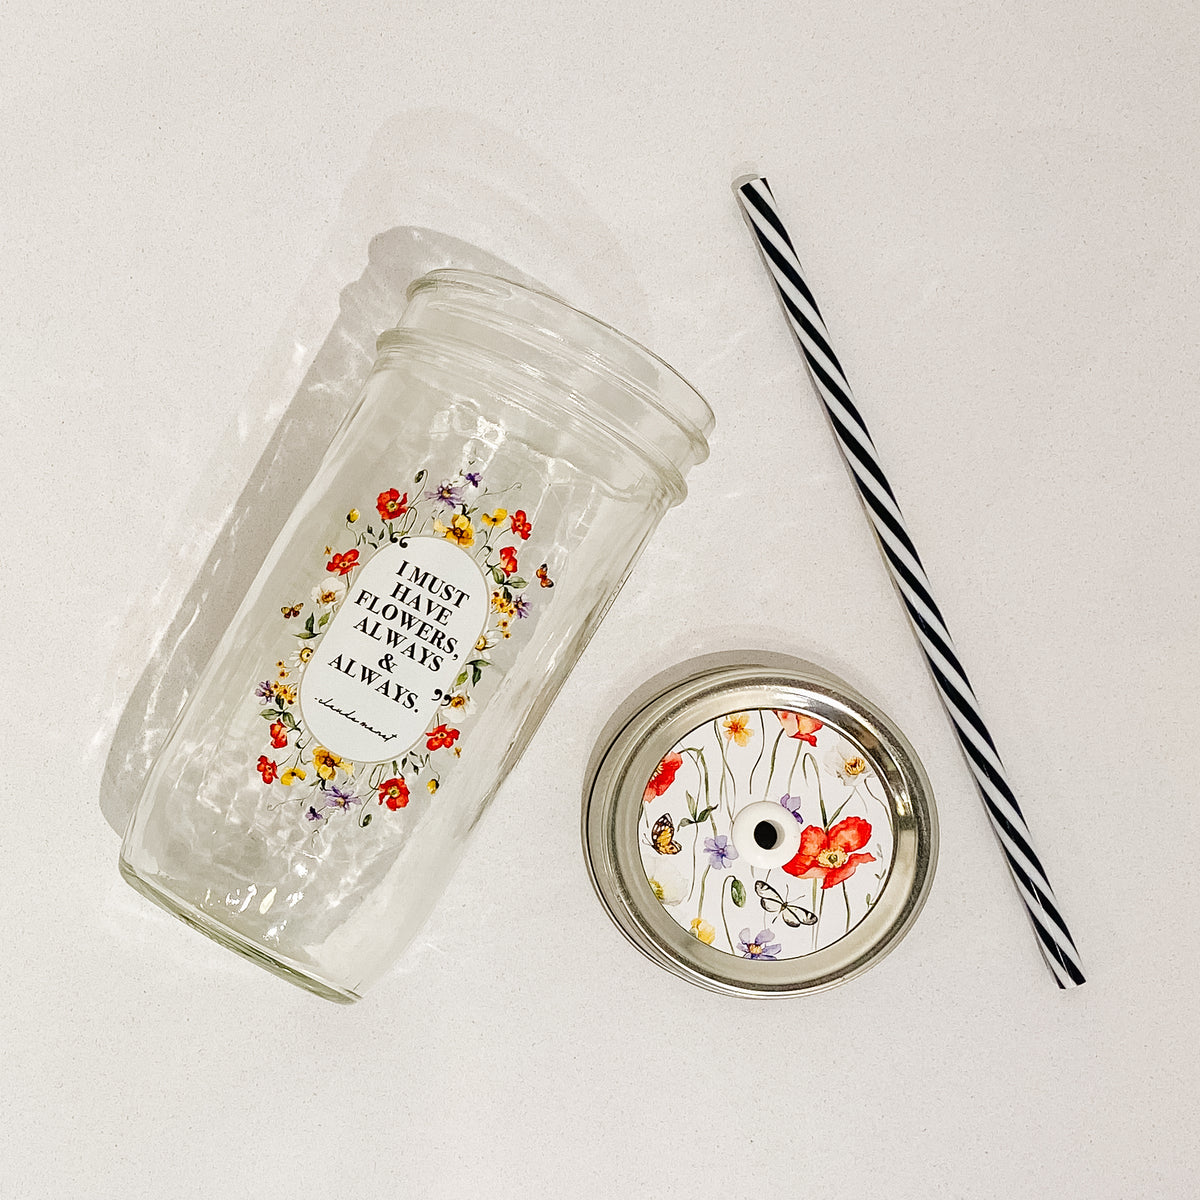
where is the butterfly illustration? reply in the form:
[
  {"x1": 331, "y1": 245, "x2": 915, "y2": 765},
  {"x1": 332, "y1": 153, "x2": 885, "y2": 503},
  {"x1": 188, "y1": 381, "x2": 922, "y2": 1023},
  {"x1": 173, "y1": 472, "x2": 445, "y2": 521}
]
[
  {"x1": 535, "y1": 563, "x2": 555, "y2": 588},
  {"x1": 648, "y1": 813, "x2": 682, "y2": 855},
  {"x1": 755, "y1": 878, "x2": 817, "y2": 927},
  {"x1": 281, "y1": 603, "x2": 303, "y2": 618}
]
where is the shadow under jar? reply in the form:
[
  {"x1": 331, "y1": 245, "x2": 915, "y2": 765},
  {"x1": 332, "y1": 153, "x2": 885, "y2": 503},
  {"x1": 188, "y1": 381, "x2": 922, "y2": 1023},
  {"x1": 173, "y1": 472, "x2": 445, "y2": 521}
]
[{"x1": 120, "y1": 270, "x2": 713, "y2": 1002}]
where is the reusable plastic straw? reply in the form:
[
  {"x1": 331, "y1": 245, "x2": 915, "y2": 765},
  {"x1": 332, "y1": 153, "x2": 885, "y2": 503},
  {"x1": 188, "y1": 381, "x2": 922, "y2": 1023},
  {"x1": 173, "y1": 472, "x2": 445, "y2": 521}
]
[{"x1": 734, "y1": 174, "x2": 1084, "y2": 988}]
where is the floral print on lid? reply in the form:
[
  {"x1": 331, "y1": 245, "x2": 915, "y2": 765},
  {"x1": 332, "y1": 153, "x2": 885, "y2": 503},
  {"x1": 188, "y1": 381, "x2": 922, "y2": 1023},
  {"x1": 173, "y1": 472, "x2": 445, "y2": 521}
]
[{"x1": 640, "y1": 708, "x2": 895, "y2": 959}]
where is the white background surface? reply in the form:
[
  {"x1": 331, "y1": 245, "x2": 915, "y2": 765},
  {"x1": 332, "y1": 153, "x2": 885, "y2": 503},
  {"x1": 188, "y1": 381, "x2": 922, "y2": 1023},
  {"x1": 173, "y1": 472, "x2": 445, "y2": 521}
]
[{"x1": 4, "y1": 3, "x2": 1198, "y2": 1196}]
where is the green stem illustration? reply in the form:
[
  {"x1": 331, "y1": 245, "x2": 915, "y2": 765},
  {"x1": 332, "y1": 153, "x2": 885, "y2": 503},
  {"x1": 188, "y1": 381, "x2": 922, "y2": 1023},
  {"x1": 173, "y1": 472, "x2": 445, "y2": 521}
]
[
  {"x1": 748, "y1": 710, "x2": 768, "y2": 792},
  {"x1": 678, "y1": 751, "x2": 702, "y2": 902},
  {"x1": 864, "y1": 777, "x2": 895, "y2": 836},
  {"x1": 786, "y1": 738, "x2": 805, "y2": 795},
  {"x1": 826, "y1": 795, "x2": 850, "y2": 827},
  {"x1": 712, "y1": 719, "x2": 736, "y2": 820},
  {"x1": 720, "y1": 876, "x2": 736, "y2": 952},
  {"x1": 685, "y1": 823, "x2": 699, "y2": 902},
  {"x1": 695, "y1": 864, "x2": 712, "y2": 924},
  {"x1": 801, "y1": 751, "x2": 827, "y2": 827},
  {"x1": 763, "y1": 728, "x2": 786, "y2": 797},
  {"x1": 684, "y1": 746, "x2": 712, "y2": 822}
]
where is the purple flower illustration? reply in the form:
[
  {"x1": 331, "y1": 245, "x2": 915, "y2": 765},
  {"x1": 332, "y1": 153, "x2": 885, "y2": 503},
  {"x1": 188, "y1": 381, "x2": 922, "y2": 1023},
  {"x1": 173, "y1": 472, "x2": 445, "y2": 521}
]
[
  {"x1": 513, "y1": 594, "x2": 532, "y2": 619},
  {"x1": 305, "y1": 805, "x2": 324, "y2": 822},
  {"x1": 779, "y1": 793, "x2": 803, "y2": 822},
  {"x1": 703, "y1": 834, "x2": 739, "y2": 870},
  {"x1": 322, "y1": 784, "x2": 361, "y2": 812},
  {"x1": 738, "y1": 928, "x2": 782, "y2": 960},
  {"x1": 255, "y1": 680, "x2": 274, "y2": 701},
  {"x1": 426, "y1": 480, "x2": 465, "y2": 508}
]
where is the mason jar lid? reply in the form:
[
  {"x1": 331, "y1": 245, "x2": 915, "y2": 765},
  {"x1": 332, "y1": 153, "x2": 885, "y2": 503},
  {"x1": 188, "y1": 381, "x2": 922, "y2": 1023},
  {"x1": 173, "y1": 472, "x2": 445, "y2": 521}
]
[{"x1": 582, "y1": 652, "x2": 938, "y2": 996}]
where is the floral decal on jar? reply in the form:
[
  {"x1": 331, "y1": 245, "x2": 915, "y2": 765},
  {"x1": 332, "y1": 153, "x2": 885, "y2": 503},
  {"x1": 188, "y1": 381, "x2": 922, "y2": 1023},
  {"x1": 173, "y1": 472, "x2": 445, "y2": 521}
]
[
  {"x1": 254, "y1": 464, "x2": 552, "y2": 827},
  {"x1": 640, "y1": 708, "x2": 894, "y2": 959}
]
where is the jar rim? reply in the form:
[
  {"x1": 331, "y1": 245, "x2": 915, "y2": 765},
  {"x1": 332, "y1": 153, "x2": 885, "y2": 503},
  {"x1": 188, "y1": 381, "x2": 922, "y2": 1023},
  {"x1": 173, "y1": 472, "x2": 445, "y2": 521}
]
[
  {"x1": 374, "y1": 327, "x2": 697, "y2": 504},
  {"x1": 398, "y1": 269, "x2": 715, "y2": 447}
]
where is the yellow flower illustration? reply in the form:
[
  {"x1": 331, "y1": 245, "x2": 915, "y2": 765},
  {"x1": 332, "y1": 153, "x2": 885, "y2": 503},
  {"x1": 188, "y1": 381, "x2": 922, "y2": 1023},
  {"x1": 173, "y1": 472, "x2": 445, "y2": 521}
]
[
  {"x1": 346, "y1": 508, "x2": 360, "y2": 523},
  {"x1": 311, "y1": 746, "x2": 344, "y2": 781},
  {"x1": 481, "y1": 507, "x2": 508, "y2": 527},
  {"x1": 826, "y1": 745, "x2": 870, "y2": 787},
  {"x1": 649, "y1": 878, "x2": 666, "y2": 902},
  {"x1": 312, "y1": 580, "x2": 344, "y2": 607},
  {"x1": 280, "y1": 767, "x2": 307, "y2": 786},
  {"x1": 690, "y1": 918, "x2": 716, "y2": 945},
  {"x1": 434, "y1": 513, "x2": 475, "y2": 548},
  {"x1": 442, "y1": 692, "x2": 472, "y2": 721},
  {"x1": 722, "y1": 713, "x2": 754, "y2": 746},
  {"x1": 841, "y1": 753, "x2": 867, "y2": 778},
  {"x1": 274, "y1": 683, "x2": 298, "y2": 705},
  {"x1": 490, "y1": 591, "x2": 516, "y2": 616}
]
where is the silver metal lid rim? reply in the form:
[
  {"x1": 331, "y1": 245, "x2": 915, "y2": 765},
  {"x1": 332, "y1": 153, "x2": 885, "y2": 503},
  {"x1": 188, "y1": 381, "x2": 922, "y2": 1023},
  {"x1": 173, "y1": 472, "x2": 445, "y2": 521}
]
[{"x1": 582, "y1": 651, "x2": 939, "y2": 998}]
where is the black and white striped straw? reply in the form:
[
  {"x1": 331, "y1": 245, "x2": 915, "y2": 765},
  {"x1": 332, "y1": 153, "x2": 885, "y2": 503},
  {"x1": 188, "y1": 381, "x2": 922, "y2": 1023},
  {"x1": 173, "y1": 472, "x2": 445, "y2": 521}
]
[{"x1": 735, "y1": 174, "x2": 1084, "y2": 988}]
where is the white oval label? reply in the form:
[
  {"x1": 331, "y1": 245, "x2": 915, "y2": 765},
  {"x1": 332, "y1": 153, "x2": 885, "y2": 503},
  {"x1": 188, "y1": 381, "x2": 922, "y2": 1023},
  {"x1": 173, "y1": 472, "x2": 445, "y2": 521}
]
[{"x1": 299, "y1": 536, "x2": 488, "y2": 763}]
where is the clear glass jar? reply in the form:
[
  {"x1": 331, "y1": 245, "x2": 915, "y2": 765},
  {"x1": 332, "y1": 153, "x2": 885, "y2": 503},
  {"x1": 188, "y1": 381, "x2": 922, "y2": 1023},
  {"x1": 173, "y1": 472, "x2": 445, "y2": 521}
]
[{"x1": 120, "y1": 270, "x2": 714, "y2": 1002}]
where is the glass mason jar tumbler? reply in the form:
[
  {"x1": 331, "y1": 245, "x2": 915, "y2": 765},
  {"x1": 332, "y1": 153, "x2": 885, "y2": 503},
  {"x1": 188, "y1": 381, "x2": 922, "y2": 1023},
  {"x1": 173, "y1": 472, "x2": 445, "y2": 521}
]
[{"x1": 120, "y1": 270, "x2": 714, "y2": 1001}]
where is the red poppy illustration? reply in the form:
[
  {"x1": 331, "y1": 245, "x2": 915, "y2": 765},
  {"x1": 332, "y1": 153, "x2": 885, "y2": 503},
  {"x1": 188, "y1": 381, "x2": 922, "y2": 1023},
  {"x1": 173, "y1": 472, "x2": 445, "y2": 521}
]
[
  {"x1": 499, "y1": 545, "x2": 518, "y2": 575},
  {"x1": 269, "y1": 721, "x2": 288, "y2": 749},
  {"x1": 643, "y1": 751, "x2": 683, "y2": 803},
  {"x1": 774, "y1": 709, "x2": 824, "y2": 746},
  {"x1": 781, "y1": 816, "x2": 875, "y2": 888},
  {"x1": 510, "y1": 509, "x2": 532, "y2": 540},
  {"x1": 256, "y1": 756, "x2": 279, "y2": 784},
  {"x1": 378, "y1": 776, "x2": 411, "y2": 811},
  {"x1": 376, "y1": 488, "x2": 408, "y2": 521},
  {"x1": 426, "y1": 724, "x2": 460, "y2": 751},
  {"x1": 326, "y1": 548, "x2": 360, "y2": 576}
]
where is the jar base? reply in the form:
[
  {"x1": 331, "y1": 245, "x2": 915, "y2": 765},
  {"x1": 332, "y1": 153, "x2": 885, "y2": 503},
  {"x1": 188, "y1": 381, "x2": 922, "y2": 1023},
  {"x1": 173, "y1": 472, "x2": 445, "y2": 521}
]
[{"x1": 118, "y1": 856, "x2": 361, "y2": 1005}]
